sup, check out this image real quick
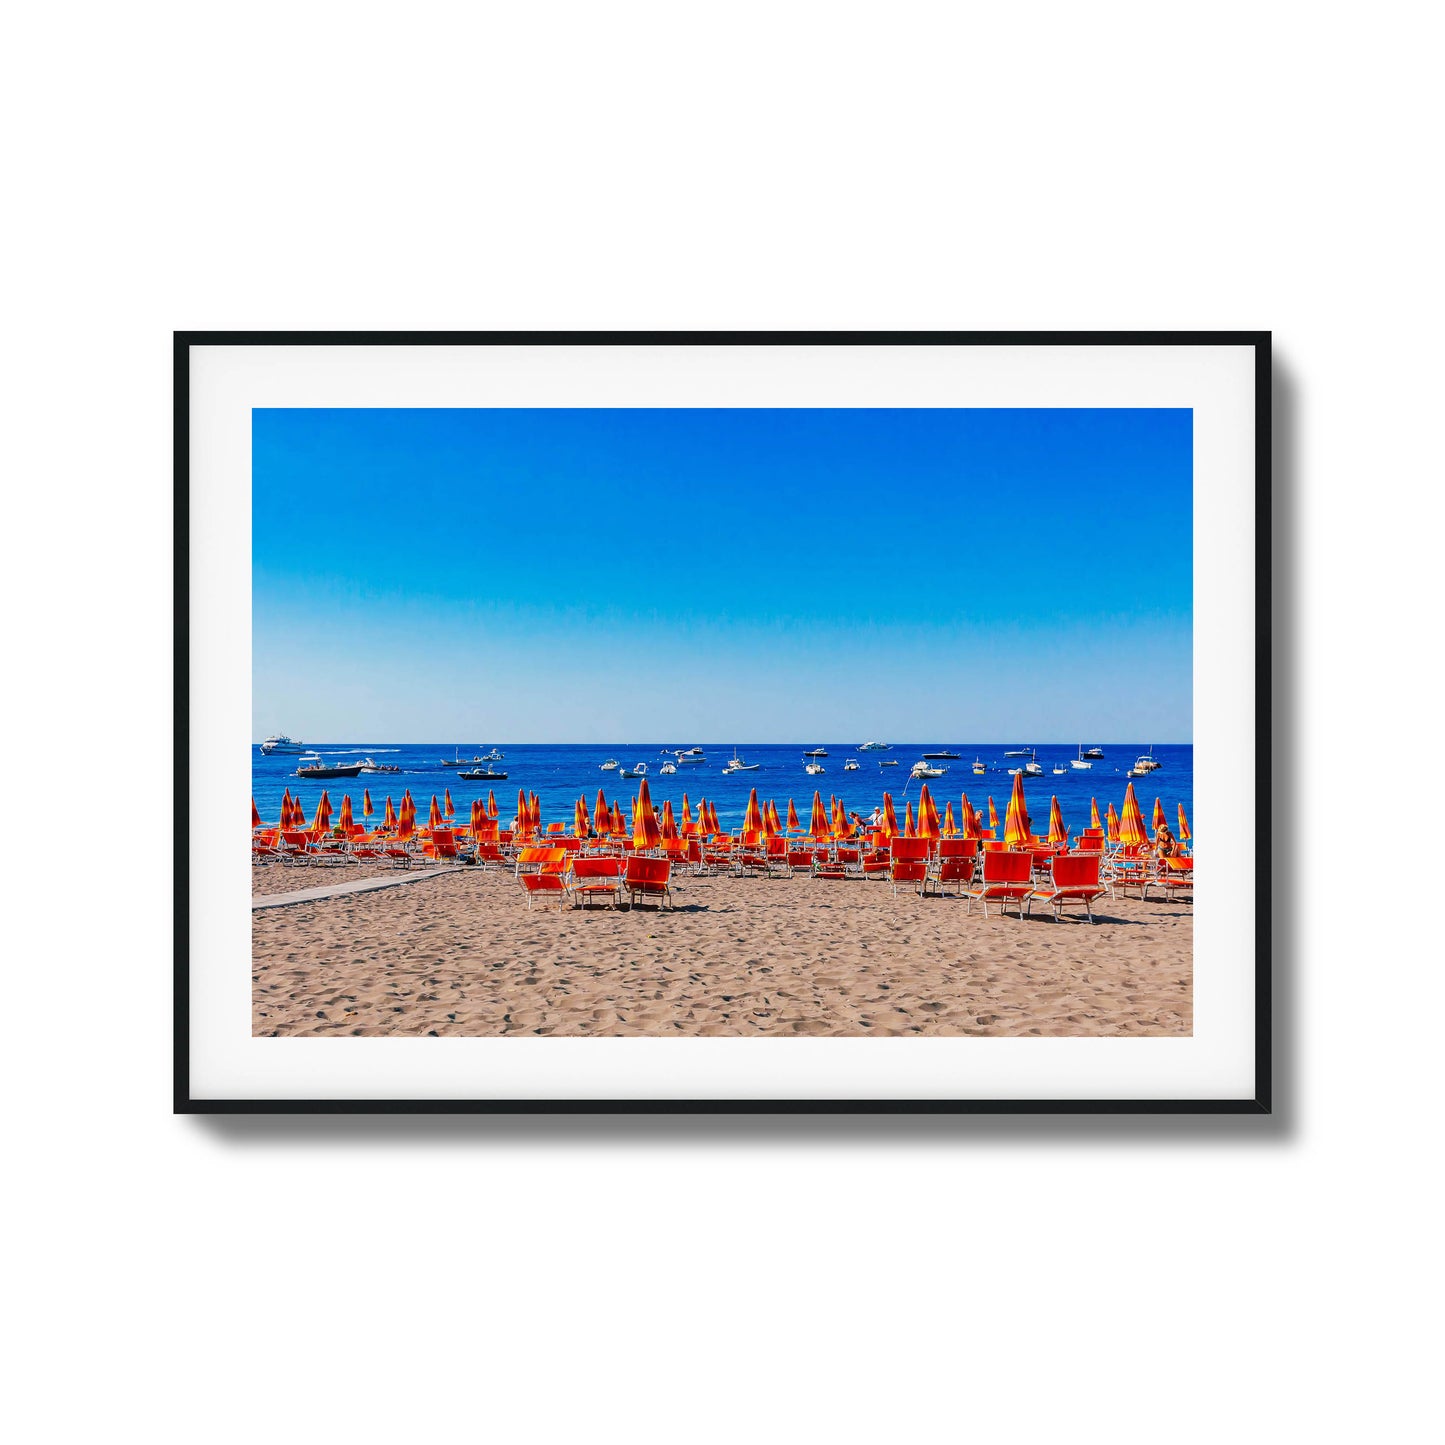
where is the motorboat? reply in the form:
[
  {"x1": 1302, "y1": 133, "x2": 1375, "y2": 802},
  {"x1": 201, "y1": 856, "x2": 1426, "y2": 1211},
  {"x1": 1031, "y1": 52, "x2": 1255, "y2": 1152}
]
[
  {"x1": 1083, "y1": 746, "x2": 1105, "y2": 759},
  {"x1": 674, "y1": 749, "x2": 707, "y2": 765},
  {"x1": 857, "y1": 741, "x2": 891, "y2": 752},
  {"x1": 295, "y1": 752, "x2": 364, "y2": 779},
  {"x1": 458, "y1": 767, "x2": 508, "y2": 781},
  {"x1": 1070, "y1": 746, "x2": 1093, "y2": 770},
  {"x1": 921, "y1": 750, "x2": 961, "y2": 759},
  {"x1": 843, "y1": 758, "x2": 860, "y2": 772},
  {"x1": 619, "y1": 762, "x2": 649, "y2": 779},
  {"x1": 972, "y1": 758, "x2": 987, "y2": 775},
  {"x1": 660, "y1": 761, "x2": 678, "y2": 774},
  {"x1": 722, "y1": 750, "x2": 760, "y2": 774},
  {"x1": 600, "y1": 758, "x2": 619, "y2": 771},
  {"x1": 1132, "y1": 748, "x2": 1162, "y2": 774},
  {"x1": 1003, "y1": 747, "x2": 1032, "y2": 758},
  {"x1": 804, "y1": 760, "x2": 826, "y2": 776},
  {"x1": 260, "y1": 734, "x2": 306, "y2": 754},
  {"x1": 1052, "y1": 763, "x2": 1068, "y2": 775},
  {"x1": 482, "y1": 748, "x2": 505, "y2": 762},
  {"x1": 878, "y1": 758, "x2": 899, "y2": 768},
  {"x1": 910, "y1": 761, "x2": 947, "y2": 779},
  {"x1": 439, "y1": 748, "x2": 487, "y2": 768},
  {"x1": 1008, "y1": 752, "x2": 1045, "y2": 778},
  {"x1": 356, "y1": 758, "x2": 402, "y2": 774},
  {"x1": 803, "y1": 748, "x2": 828, "y2": 758}
]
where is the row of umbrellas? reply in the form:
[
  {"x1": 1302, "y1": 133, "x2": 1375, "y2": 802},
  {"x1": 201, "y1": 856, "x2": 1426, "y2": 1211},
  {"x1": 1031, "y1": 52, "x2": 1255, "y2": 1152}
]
[{"x1": 257, "y1": 773, "x2": 1189, "y2": 849}]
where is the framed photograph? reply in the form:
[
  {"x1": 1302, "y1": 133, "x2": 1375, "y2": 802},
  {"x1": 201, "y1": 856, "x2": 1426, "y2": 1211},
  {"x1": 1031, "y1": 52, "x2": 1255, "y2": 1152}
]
[{"x1": 178, "y1": 331, "x2": 1269, "y2": 1113}]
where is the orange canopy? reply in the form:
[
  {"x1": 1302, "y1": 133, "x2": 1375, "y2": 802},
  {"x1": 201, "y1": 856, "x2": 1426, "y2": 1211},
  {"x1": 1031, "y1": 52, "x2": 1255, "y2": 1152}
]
[
  {"x1": 1090, "y1": 797, "x2": 1102, "y2": 832},
  {"x1": 311, "y1": 792, "x2": 330, "y2": 833},
  {"x1": 611, "y1": 800, "x2": 626, "y2": 835},
  {"x1": 960, "y1": 793, "x2": 980, "y2": 840},
  {"x1": 428, "y1": 794, "x2": 443, "y2": 829},
  {"x1": 708, "y1": 800, "x2": 720, "y2": 834},
  {"x1": 786, "y1": 798, "x2": 801, "y2": 832},
  {"x1": 742, "y1": 787, "x2": 764, "y2": 839},
  {"x1": 916, "y1": 784, "x2": 940, "y2": 840},
  {"x1": 444, "y1": 787, "x2": 454, "y2": 817},
  {"x1": 595, "y1": 788, "x2": 610, "y2": 834},
  {"x1": 515, "y1": 788, "x2": 528, "y2": 833},
  {"x1": 1178, "y1": 802, "x2": 1191, "y2": 840},
  {"x1": 1105, "y1": 801, "x2": 1120, "y2": 843},
  {"x1": 487, "y1": 790, "x2": 498, "y2": 818},
  {"x1": 1118, "y1": 782, "x2": 1149, "y2": 847},
  {"x1": 661, "y1": 799, "x2": 678, "y2": 841},
  {"x1": 681, "y1": 793, "x2": 692, "y2": 828},
  {"x1": 942, "y1": 801, "x2": 957, "y2": 837},
  {"x1": 339, "y1": 795, "x2": 354, "y2": 833},
  {"x1": 471, "y1": 797, "x2": 484, "y2": 834},
  {"x1": 363, "y1": 788, "x2": 374, "y2": 818},
  {"x1": 530, "y1": 792, "x2": 541, "y2": 830},
  {"x1": 634, "y1": 778, "x2": 662, "y2": 850},
  {"x1": 808, "y1": 790, "x2": 829, "y2": 840},
  {"x1": 881, "y1": 792, "x2": 899, "y2": 839},
  {"x1": 1003, "y1": 772, "x2": 1030, "y2": 847},
  {"x1": 763, "y1": 799, "x2": 780, "y2": 837},
  {"x1": 279, "y1": 787, "x2": 293, "y2": 827},
  {"x1": 1153, "y1": 796, "x2": 1167, "y2": 831},
  {"x1": 988, "y1": 796, "x2": 999, "y2": 830},
  {"x1": 903, "y1": 801, "x2": 916, "y2": 837},
  {"x1": 1048, "y1": 795, "x2": 1067, "y2": 846},
  {"x1": 383, "y1": 795, "x2": 397, "y2": 829}
]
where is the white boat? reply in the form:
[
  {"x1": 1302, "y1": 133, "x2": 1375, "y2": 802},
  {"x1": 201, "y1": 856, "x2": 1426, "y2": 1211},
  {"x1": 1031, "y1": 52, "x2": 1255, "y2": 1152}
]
[
  {"x1": 482, "y1": 748, "x2": 505, "y2": 762},
  {"x1": 878, "y1": 758, "x2": 899, "y2": 768},
  {"x1": 722, "y1": 750, "x2": 760, "y2": 773},
  {"x1": 1071, "y1": 745, "x2": 1093, "y2": 770},
  {"x1": 1052, "y1": 763, "x2": 1067, "y2": 775},
  {"x1": 599, "y1": 758, "x2": 619, "y2": 771},
  {"x1": 1083, "y1": 746, "x2": 1105, "y2": 759},
  {"x1": 260, "y1": 734, "x2": 306, "y2": 755},
  {"x1": 972, "y1": 758, "x2": 987, "y2": 775},
  {"x1": 803, "y1": 747, "x2": 828, "y2": 758},
  {"x1": 857, "y1": 741, "x2": 891, "y2": 752},
  {"x1": 1025, "y1": 759, "x2": 1045, "y2": 778},
  {"x1": 674, "y1": 749, "x2": 707, "y2": 765},
  {"x1": 619, "y1": 761, "x2": 648, "y2": 778},
  {"x1": 911, "y1": 761, "x2": 947, "y2": 779},
  {"x1": 1132, "y1": 747, "x2": 1162, "y2": 774},
  {"x1": 356, "y1": 757, "x2": 402, "y2": 774},
  {"x1": 1003, "y1": 747, "x2": 1032, "y2": 758},
  {"x1": 659, "y1": 761, "x2": 678, "y2": 774},
  {"x1": 843, "y1": 758, "x2": 860, "y2": 772},
  {"x1": 804, "y1": 760, "x2": 826, "y2": 776}
]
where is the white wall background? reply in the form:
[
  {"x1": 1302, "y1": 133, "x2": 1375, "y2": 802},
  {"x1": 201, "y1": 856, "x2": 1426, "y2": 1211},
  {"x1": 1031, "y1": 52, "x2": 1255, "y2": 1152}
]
[{"x1": 4, "y1": 3, "x2": 1437, "y2": 1442}]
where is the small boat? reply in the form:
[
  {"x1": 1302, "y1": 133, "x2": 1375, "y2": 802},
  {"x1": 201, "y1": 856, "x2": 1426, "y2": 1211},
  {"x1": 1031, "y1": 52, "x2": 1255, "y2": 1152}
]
[
  {"x1": 599, "y1": 758, "x2": 619, "y2": 771},
  {"x1": 722, "y1": 750, "x2": 760, "y2": 773},
  {"x1": 1070, "y1": 745, "x2": 1093, "y2": 770},
  {"x1": 1053, "y1": 763, "x2": 1068, "y2": 775},
  {"x1": 803, "y1": 748, "x2": 829, "y2": 758},
  {"x1": 857, "y1": 740, "x2": 891, "y2": 752},
  {"x1": 260, "y1": 733, "x2": 306, "y2": 755},
  {"x1": 659, "y1": 761, "x2": 678, "y2": 774},
  {"x1": 921, "y1": 750, "x2": 961, "y2": 759},
  {"x1": 619, "y1": 762, "x2": 649, "y2": 779},
  {"x1": 1132, "y1": 747, "x2": 1162, "y2": 774},
  {"x1": 843, "y1": 758, "x2": 860, "y2": 772},
  {"x1": 1083, "y1": 746, "x2": 1105, "y2": 759},
  {"x1": 482, "y1": 748, "x2": 505, "y2": 762},
  {"x1": 356, "y1": 758, "x2": 402, "y2": 774},
  {"x1": 911, "y1": 761, "x2": 947, "y2": 779},
  {"x1": 1003, "y1": 747, "x2": 1032, "y2": 758},
  {"x1": 804, "y1": 760, "x2": 826, "y2": 776},
  {"x1": 439, "y1": 748, "x2": 487, "y2": 768},
  {"x1": 878, "y1": 758, "x2": 899, "y2": 768},
  {"x1": 295, "y1": 752, "x2": 364, "y2": 779},
  {"x1": 458, "y1": 767, "x2": 508, "y2": 781},
  {"x1": 1025, "y1": 755, "x2": 1045, "y2": 778},
  {"x1": 972, "y1": 758, "x2": 986, "y2": 775},
  {"x1": 673, "y1": 750, "x2": 707, "y2": 765}
]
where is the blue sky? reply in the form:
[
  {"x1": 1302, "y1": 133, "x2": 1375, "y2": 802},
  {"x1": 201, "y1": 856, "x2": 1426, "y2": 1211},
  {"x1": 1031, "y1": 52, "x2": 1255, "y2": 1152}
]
[{"x1": 253, "y1": 408, "x2": 1192, "y2": 741}]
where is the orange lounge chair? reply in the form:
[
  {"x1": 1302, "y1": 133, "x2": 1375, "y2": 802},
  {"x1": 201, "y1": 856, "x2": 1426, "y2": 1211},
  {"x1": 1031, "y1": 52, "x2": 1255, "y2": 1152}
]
[
  {"x1": 962, "y1": 849, "x2": 1034, "y2": 917},
  {"x1": 567, "y1": 856, "x2": 625, "y2": 909},
  {"x1": 624, "y1": 856, "x2": 672, "y2": 910},
  {"x1": 514, "y1": 846, "x2": 565, "y2": 878},
  {"x1": 423, "y1": 828, "x2": 460, "y2": 861},
  {"x1": 933, "y1": 838, "x2": 978, "y2": 896},
  {"x1": 888, "y1": 838, "x2": 931, "y2": 896},
  {"x1": 1143, "y1": 854, "x2": 1194, "y2": 903},
  {"x1": 521, "y1": 871, "x2": 568, "y2": 909},
  {"x1": 1028, "y1": 853, "x2": 1107, "y2": 923}
]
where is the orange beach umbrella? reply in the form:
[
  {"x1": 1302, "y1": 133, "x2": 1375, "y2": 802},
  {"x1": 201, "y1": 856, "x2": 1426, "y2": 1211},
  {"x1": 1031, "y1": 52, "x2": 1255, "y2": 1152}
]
[
  {"x1": 1090, "y1": 797, "x2": 1102, "y2": 832},
  {"x1": 1105, "y1": 801, "x2": 1120, "y2": 843},
  {"x1": 428, "y1": 794, "x2": 442, "y2": 829},
  {"x1": 943, "y1": 801, "x2": 957, "y2": 837},
  {"x1": 661, "y1": 799, "x2": 678, "y2": 841},
  {"x1": 595, "y1": 788, "x2": 610, "y2": 834},
  {"x1": 487, "y1": 789, "x2": 498, "y2": 818},
  {"x1": 339, "y1": 795, "x2": 354, "y2": 833},
  {"x1": 1178, "y1": 802, "x2": 1191, "y2": 840},
  {"x1": 916, "y1": 784, "x2": 940, "y2": 840},
  {"x1": 1118, "y1": 782, "x2": 1149, "y2": 847},
  {"x1": 903, "y1": 801, "x2": 916, "y2": 837},
  {"x1": 881, "y1": 792, "x2": 899, "y2": 838},
  {"x1": 610, "y1": 800, "x2": 626, "y2": 835},
  {"x1": 808, "y1": 790, "x2": 829, "y2": 840},
  {"x1": 1003, "y1": 771, "x2": 1030, "y2": 847},
  {"x1": 444, "y1": 787, "x2": 454, "y2": 817},
  {"x1": 279, "y1": 787, "x2": 292, "y2": 827},
  {"x1": 575, "y1": 795, "x2": 590, "y2": 838},
  {"x1": 786, "y1": 798, "x2": 801, "y2": 832},
  {"x1": 252, "y1": 797, "x2": 261, "y2": 828},
  {"x1": 988, "y1": 796, "x2": 999, "y2": 830},
  {"x1": 681, "y1": 793, "x2": 692, "y2": 828},
  {"x1": 383, "y1": 795, "x2": 396, "y2": 829},
  {"x1": 742, "y1": 787, "x2": 764, "y2": 839},
  {"x1": 960, "y1": 793, "x2": 980, "y2": 840},
  {"x1": 363, "y1": 788, "x2": 373, "y2": 819},
  {"x1": 1152, "y1": 796, "x2": 1167, "y2": 831},
  {"x1": 515, "y1": 788, "x2": 527, "y2": 832},
  {"x1": 634, "y1": 778, "x2": 662, "y2": 850},
  {"x1": 1048, "y1": 795, "x2": 1067, "y2": 846}
]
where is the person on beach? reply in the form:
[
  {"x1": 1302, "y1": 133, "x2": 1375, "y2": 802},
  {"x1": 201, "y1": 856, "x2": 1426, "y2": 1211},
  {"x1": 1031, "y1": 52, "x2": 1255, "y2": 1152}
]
[{"x1": 1154, "y1": 822, "x2": 1179, "y2": 857}]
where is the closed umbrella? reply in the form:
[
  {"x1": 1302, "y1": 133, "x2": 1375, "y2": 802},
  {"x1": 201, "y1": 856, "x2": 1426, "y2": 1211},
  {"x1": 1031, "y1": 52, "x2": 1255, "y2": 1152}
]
[
  {"x1": 786, "y1": 798, "x2": 801, "y2": 832},
  {"x1": 428, "y1": 794, "x2": 443, "y2": 830},
  {"x1": 881, "y1": 792, "x2": 899, "y2": 839},
  {"x1": 1090, "y1": 797, "x2": 1102, "y2": 832},
  {"x1": 1178, "y1": 802, "x2": 1191, "y2": 841},
  {"x1": 960, "y1": 793, "x2": 980, "y2": 840},
  {"x1": 661, "y1": 799, "x2": 678, "y2": 841},
  {"x1": 1048, "y1": 795, "x2": 1067, "y2": 846},
  {"x1": 1003, "y1": 771, "x2": 1030, "y2": 847},
  {"x1": 1153, "y1": 796, "x2": 1167, "y2": 832},
  {"x1": 444, "y1": 787, "x2": 455, "y2": 818},
  {"x1": 487, "y1": 789, "x2": 498, "y2": 818},
  {"x1": 903, "y1": 801, "x2": 916, "y2": 837},
  {"x1": 988, "y1": 796, "x2": 999, "y2": 831},
  {"x1": 595, "y1": 788, "x2": 610, "y2": 835},
  {"x1": 252, "y1": 797, "x2": 261, "y2": 828},
  {"x1": 808, "y1": 790, "x2": 829, "y2": 840},
  {"x1": 942, "y1": 801, "x2": 957, "y2": 837},
  {"x1": 742, "y1": 787, "x2": 764, "y2": 840},
  {"x1": 383, "y1": 795, "x2": 397, "y2": 829},
  {"x1": 634, "y1": 778, "x2": 662, "y2": 850},
  {"x1": 279, "y1": 787, "x2": 293, "y2": 828},
  {"x1": 1118, "y1": 782, "x2": 1149, "y2": 847},
  {"x1": 1105, "y1": 801, "x2": 1121, "y2": 843},
  {"x1": 916, "y1": 784, "x2": 940, "y2": 840},
  {"x1": 339, "y1": 795, "x2": 354, "y2": 834},
  {"x1": 363, "y1": 788, "x2": 374, "y2": 821}
]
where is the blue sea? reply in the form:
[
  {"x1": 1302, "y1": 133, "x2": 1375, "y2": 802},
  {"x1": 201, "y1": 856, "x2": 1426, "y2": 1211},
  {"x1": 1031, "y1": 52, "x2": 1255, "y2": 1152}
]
[{"x1": 252, "y1": 743, "x2": 1193, "y2": 836}]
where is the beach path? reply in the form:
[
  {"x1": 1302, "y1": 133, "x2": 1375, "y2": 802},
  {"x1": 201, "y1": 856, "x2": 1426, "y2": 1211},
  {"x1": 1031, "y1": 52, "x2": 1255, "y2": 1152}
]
[{"x1": 252, "y1": 866, "x2": 466, "y2": 911}]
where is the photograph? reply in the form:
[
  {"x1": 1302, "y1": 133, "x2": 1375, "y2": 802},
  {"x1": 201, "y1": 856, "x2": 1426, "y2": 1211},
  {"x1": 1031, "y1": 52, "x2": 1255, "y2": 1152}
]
[{"x1": 248, "y1": 400, "x2": 1197, "y2": 1041}]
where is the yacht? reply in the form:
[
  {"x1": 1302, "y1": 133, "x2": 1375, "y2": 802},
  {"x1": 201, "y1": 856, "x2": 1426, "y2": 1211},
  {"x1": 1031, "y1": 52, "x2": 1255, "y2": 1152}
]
[
  {"x1": 1131, "y1": 747, "x2": 1163, "y2": 774},
  {"x1": 878, "y1": 758, "x2": 899, "y2": 768},
  {"x1": 599, "y1": 758, "x2": 619, "y2": 771},
  {"x1": 439, "y1": 748, "x2": 487, "y2": 768},
  {"x1": 458, "y1": 766, "x2": 508, "y2": 781},
  {"x1": 1003, "y1": 747, "x2": 1032, "y2": 758},
  {"x1": 260, "y1": 734, "x2": 306, "y2": 755},
  {"x1": 482, "y1": 748, "x2": 505, "y2": 762},
  {"x1": 804, "y1": 760, "x2": 826, "y2": 776},
  {"x1": 1007, "y1": 752, "x2": 1045, "y2": 778},
  {"x1": 660, "y1": 760, "x2": 678, "y2": 775},
  {"x1": 921, "y1": 750, "x2": 961, "y2": 759},
  {"x1": 843, "y1": 758, "x2": 860, "y2": 772},
  {"x1": 356, "y1": 757, "x2": 402, "y2": 774},
  {"x1": 295, "y1": 752, "x2": 364, "y2": 779},
  {"x1": 972, "y1": 758, "x2": 987, "y2": 776},
  {"x1": 857, "y1": 741, "x2": 891, "y2": 752},
  {"x1": 1083, "y1": 746, "x2": 1105, "y2": 759},
  {"x1": 803, "y1": 747, "x2": 828, "y2": 758},
  {"x1": 674, "y1": 749, "x2": 707, "y2": 765},
  {"x1": 1070, "y1": 746, "x2": 1094, "y2": 770},
  {"x1": 910, "y1": 760, "x2": 948, "y2": 779},
  {"x1": 722, "y1": 750, "x2": 760, "y2": 774},
  {"x1": 619, "y1": 761, "x2": 649, "y2": 779}
]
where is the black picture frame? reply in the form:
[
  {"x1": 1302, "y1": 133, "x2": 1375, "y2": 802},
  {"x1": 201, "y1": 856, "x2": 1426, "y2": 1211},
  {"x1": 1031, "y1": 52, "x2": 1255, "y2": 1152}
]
[{"x1": 176, "y1": 330, "x2": 1271, "y2": 1115}]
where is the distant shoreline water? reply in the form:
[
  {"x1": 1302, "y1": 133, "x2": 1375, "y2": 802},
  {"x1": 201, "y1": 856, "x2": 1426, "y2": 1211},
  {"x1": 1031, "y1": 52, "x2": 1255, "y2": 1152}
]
[{"x1": 253, "y1": 743, "x2": 1194, "y2": 837}]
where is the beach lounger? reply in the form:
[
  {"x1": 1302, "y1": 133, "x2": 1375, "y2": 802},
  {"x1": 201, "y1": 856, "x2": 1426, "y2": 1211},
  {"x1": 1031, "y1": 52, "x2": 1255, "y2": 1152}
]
[
  {"x1": 423, "y1": 828, "x2": 460, "y2": 861},
  {"x1": 623, "y1": 856, "x2": 673, "y2": 910},
  {"x1": 962, "y1": 849, "x2": 1034, "y2": 917},
  {"x1": 764, "y1": 836, "x2": 790, "y2": 877},
  {"x1": 520, "y1": 871, "x2": 568, "y2": 909},
  {"x1": 514, "y1": 846, "x2": 566, "y2": 878},
  {"x1": 785, "y1": 846, "x2": 815, "y2": 876},
  {"x1": 888, "y1": 838, "x2": 931, "y2": 896},
  {"x1": 567, "y1": 856, "x2": 625, "y2": 909},
  {"x1": 1142, "y1": 854, "x2": 1194, "y2": 903},
  {"x1": 1028, "y1": 853, "x2": 1107, "y2": 923},
  {"x1": 933, "y1": 838, "x2": 978, "y2": 896}
]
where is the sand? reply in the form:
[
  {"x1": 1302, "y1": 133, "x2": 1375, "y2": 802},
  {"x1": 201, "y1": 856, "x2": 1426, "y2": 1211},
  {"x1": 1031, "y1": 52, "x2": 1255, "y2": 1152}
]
[{"x1": 252, "y1": 865, "x2": 1192, "y2": 1037}]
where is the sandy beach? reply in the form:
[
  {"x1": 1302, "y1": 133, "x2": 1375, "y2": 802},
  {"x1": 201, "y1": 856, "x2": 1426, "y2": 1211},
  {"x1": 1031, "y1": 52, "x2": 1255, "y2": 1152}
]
[{"x1": 252, "y1": 866, "x2": 1192, "y2": 1037}]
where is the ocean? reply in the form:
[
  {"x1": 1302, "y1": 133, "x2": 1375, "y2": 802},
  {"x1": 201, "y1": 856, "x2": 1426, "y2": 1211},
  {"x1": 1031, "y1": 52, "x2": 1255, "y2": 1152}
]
[{"x1": 252, "y1": 742, "x2": 1194, "y2": 836}]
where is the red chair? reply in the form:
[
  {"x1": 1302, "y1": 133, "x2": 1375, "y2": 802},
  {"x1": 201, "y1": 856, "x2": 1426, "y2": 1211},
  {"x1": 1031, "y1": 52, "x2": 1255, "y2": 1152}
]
[
  {"x1": 624, "y1": 856, "x2": 672, "y2": 910},
  {"x1": 567, "y1": 856, "x2": 625, "y2": 909},
  {"x1": 1029, "y1": 853, "x2": 1107, "y2": 922},
  {"x1": 962, "y1": 849, "x2": 1034, "y2": 917},
  {"x1": 934, "y1": 838, "x2": 977, "y2": 896},
  {"x1": 1143, "y1": 854, "x2": 1194, "y2": 903},
  {"x1": 520, "y1": 871, "x2": 567, "y2": 909},
  {"x1": 786, "y1": 846, "x2": 815, "y2": 876},
  {"x1": 861, "y1": 846, "x2": 891, "y2": 879},
  {"x1": 423, "y1": 828, "x2": 460, "y2": 861},
  {"x1": 888, "y1": 838, "x2": 931, "y2": 896}
]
